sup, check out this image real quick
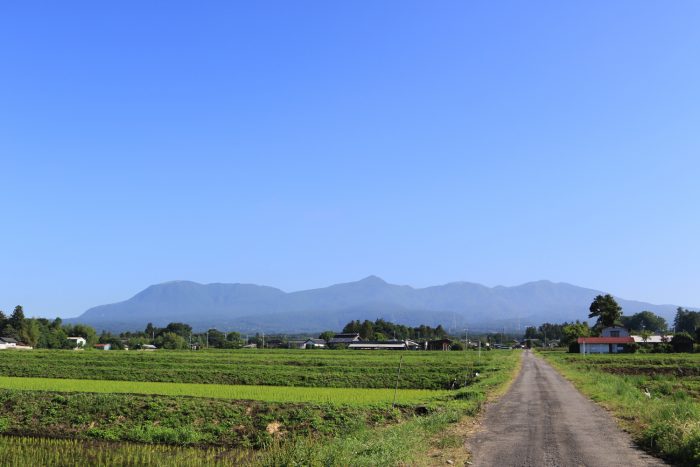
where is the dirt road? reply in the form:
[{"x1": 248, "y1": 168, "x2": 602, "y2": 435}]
[{"x1": 466, "y1": 350, "x2": 666, "y2": 466}]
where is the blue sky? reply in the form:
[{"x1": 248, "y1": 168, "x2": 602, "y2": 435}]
[{"x1": 2, "y1": 1, "x2": 699, "y2": 318}]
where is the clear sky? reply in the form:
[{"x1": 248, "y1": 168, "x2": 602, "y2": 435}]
[{"x1": 2, "y1": 1, "x2": 699, "y2": 318}]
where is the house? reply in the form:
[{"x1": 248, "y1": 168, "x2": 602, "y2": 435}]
[
  {"x1": 0, "y1": 337, "x2": 18, "y2": 349},
  {"x1": 426, "y1": 338, "x2": 452, "y2": 351},
  {"x1": 328, "y1": 333, "x2": 361, "y2": 346},
  {"x1": 287, "y1": 340, "x2": 307, "y2": 349},
  {"x1": 94, "y1": 343, "x2": 111, "y2": 351},
  {"x1": 265, "y1": 339, "x2": 285, "y2": 349},
  {"x1": 348, "y1": 339, "x2": 419, "y2": 350},
  {"x1": 67, "y1": 336, "x2": 87, "y2": 349},
  {"x1": 601, "y1": 326, "x2": 629, "y2": 338},
  {"x1": 578, "y1": 327, "x2": 633, "y2": 354},
  {"x1": 304, "y1": 338, "x2": 327, "y2": 349}
]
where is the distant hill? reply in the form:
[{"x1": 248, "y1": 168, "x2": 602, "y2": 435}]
[{"x1": 66, "y1": 276, "x2": 686, "y2": 333}]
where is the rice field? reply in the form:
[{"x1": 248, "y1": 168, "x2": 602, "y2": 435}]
[
  {"x1": 0, "y1": 349, "x2": 522, "y2": 465},
  {"x1": 0, "y1": 349, "x2": 483, "y2": 389},
  {"x1": 0, "y1": 436, "x2": 245, "y2": 466},
  {"x1": 0, "y1": 375, "x2": 448, "y2": 405}
]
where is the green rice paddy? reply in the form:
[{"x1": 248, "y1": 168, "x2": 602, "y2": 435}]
[{"x1": 0, "y1": 375, "x2": 447, "y2": 405}]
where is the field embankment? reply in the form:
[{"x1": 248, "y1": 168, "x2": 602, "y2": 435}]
[{"x1": 540, "y1": 351, "x2": 700, "y2": 466}]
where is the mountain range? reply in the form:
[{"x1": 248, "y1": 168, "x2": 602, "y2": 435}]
[{"x1": 65, "y1": 276, "x2": 686, "y2": 333}]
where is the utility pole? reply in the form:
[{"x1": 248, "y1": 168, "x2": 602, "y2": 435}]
[{"x1": 392, "y1": 355, "x2": 404, "y2": 408}]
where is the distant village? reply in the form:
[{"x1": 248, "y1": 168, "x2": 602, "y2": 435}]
[{"x1": 1, "y1": 298, "x2": 699, "y2": 354}]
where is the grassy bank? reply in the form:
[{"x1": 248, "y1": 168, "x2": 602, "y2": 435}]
[{"x1": 540, "y1": 351, "x2": 700, "y2": 466}]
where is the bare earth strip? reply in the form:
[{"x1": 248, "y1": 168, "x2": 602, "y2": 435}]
[{"x1": 466, "y1": 350, "x2": 666, "y2": 467}]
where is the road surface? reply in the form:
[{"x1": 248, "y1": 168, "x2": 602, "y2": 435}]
[{"x1": 466, "y1": 350, "x2": 666, "y2": 466}]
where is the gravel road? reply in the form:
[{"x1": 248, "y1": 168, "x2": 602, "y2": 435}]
[{"x1": 466, "y1": 350, "x2": 666, "y2": 466}]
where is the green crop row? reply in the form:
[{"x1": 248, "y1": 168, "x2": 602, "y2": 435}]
[
  {"x1": 0, "y1": 376, "x2": 447, "y2": 406},
  {"x1": 0, "y1": 349, "x2": 494, "y2": 389},
  {"x1": 0, "y1": 389, "x2": 402, "y2": 449},
  {"x1": 0, "y1": 350, "x2": 522, "y2": 465},
  {"x1": 0, "y1": 436, "x2": 243, "y2": 466}
]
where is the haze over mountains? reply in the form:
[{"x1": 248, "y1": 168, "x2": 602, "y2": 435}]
[{"x1": 66, "y1": 276, "x2": 685, "y2": 333}]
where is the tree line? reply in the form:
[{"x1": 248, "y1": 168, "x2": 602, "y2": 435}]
[
  {"x1": 0, "y1": 306, "x2": 98, "y2": 349},
  {"x1": 523, "y1": 295, "x2": 699, "y2": 353},
  {"x1": 341, "y1": 319, "x2": 448, "y2": 341}
]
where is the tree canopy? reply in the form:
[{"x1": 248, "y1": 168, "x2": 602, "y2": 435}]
[
  {"x1": 673, "y1": 307, "x2": 700, "y2": 334},
  {"x1": 588, "y1": 294, "x2": 623, "y2": 328},
  {"x1": 342, "y1": 319, "x2": 447, "y2": 341},
  {"x1": 620, "y1": 311, "x2": 668, "y2": 333}
]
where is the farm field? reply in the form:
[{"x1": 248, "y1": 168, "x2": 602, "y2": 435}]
[
  {"x1": 0, "y1": 376, "x2": 446, "y2": 405},
  {"x1": 0, "y1": 349, "x2": 482, "y2": 389},
  {"x1": 0, "y1": 349, "x2": 521, "y2": 465},
  {"x1": 541, "y1": 351, "x2": 700, "y2": 466}
]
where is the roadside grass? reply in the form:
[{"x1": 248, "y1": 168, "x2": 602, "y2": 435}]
[{"x1": 540, "y1": 351, "x2": 700, "y2": 466}]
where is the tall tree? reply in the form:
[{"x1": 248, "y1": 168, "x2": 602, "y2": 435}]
[
  {"x1": 0, "y1": 310, "x2": 7, "y2": 335},
  {"x1": 9, "y1": 305, "x2": 26, "y2": 333},
  {"x1": 19, "y1": 319, "x2": 40, "y2": 347},
  {"x1": 359, "y1": 320, "x2": 374, "y2": 340},
  {"x1": 673, "y1": 307, "x2": 700, "y2": 334},
  {"x1": 588, "y1": 294, "x2": 623, "y2": 328},
  {"x1": 562, "y1": 321, "x2": 590, "y2": 345}
]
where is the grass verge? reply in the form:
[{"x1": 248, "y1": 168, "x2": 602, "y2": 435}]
[{"x1": 540, "y1": 351, "x2": 700, "y2": 466}]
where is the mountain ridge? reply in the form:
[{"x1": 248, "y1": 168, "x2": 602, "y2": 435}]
[{"x1": 65, "y1": 276, "x2": 691, "y2": 333}]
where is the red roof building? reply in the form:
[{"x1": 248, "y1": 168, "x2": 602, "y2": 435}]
[
  {"x1": 578, "y1": 336, "x2": 633, "y2": 354},
  {"x1": 577, "y1": 337, "x2": 634, "y2": 345}
]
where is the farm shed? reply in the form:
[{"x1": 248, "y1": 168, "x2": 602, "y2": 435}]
[
  {"x1": 328, "y1": 333, "x2": 361, "y2": 346},
  {"x1": 287, "y1": 340, "x2": 307, "y2": 349},
  {"x1": 577, "y1": 336, "x2": 633, "y2": 354},
  {"x1": 426, "y1": 338, "x2": 452, "y2": 351},
  {"x1": 0, "y1": 337, "x2": 18, "y2": 349},
  {"x1": 304, "y1": 339, "x2": 326, "y2": 348},
  {"x1": 94, "y1": 343, "x2": 111, "y2": 351},
  {"x1": 348, "y1": 339, "x2": 419, "y2": 350},
  {"x1": 631, "y1": 335, "x2": 673, "y2": 344}
]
